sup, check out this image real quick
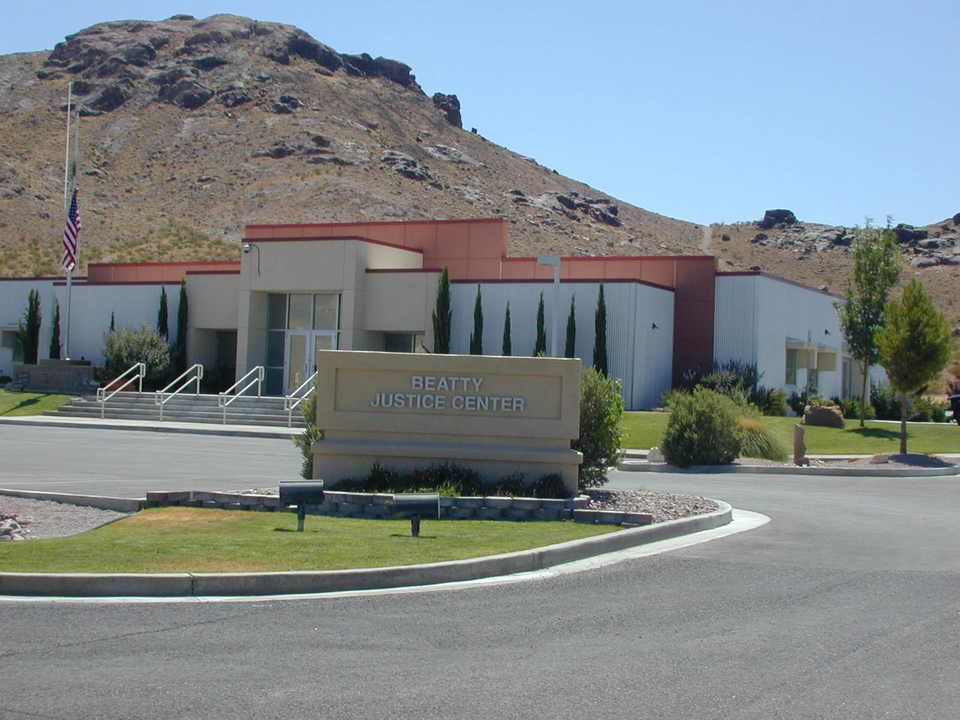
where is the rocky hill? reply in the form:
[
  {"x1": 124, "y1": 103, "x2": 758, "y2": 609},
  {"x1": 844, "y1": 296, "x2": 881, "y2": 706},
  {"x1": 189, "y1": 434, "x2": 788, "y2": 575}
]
[{"x1": 0, "y1": 13, "x2": 957, "y2": 348}]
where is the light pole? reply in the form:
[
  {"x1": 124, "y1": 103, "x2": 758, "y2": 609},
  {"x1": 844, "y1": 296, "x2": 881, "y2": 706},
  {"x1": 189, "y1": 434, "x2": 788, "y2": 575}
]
[{"x1": 537, "y1": 256, "x2": 561, "y2": 357}]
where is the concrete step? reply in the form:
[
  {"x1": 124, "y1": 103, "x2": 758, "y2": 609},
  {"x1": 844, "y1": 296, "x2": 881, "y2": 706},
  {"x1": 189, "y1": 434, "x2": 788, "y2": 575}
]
[{"x1": 47, "y1": 407, "x2": 305, "y2": 427}]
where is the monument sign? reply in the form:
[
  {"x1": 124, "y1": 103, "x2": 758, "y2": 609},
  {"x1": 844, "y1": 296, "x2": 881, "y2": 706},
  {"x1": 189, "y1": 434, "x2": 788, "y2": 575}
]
[{"x1": 313, "y1": 350, "x2": 583, "y2": 493}]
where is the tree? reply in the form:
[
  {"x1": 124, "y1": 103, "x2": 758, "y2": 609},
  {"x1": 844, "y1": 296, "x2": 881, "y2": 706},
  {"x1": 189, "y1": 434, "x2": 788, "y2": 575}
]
[
  {"x1": 172, "y1": 281, "x2": 188, "y2": 373},
  {"x1": 564, "y1": 295, "x2": 576, "y2": 358},
  {"x1": 534, "y1": 292, "x2": 546, "y2": 355},
  {"x1": 17, "y1": 289, "x2": 41, "y2": 365},
  {"x1": 109, "y1": 311, "x2": 116, "y2": 333},
  {"x1": 501, "y1": 302, "x2": 512, "y2": 356},
  {"x1": 876, "y1": 279, "x2": 953, "y2": 454},
  {"x1": 572, "y1": 367, "x2": 625, "y2": 488},
  {"x1": 103, "y1": 325, "x2": 171, "y2": 386},
  {"x1": 432, "y1": 267, "x2": 451, "y2": 354},
  {"x1": 157, "y1": 286, "x2": 169, "y2": 340},
  {"x1": 469, "y1": 285, "x2": 483, "y2": 355},
  {"x1": 593, "y1": 284, "x2": 608, "y2": 375},
  {"x1": 835, "y1": 224, "x2": 900, "y2": 426},
  {"x1": 49, "y1": 300, "x2": 61, "y2": 360}
]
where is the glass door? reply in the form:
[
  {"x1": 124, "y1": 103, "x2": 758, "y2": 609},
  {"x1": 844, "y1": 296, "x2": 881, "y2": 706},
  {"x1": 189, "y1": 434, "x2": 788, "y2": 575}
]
[{"x1": 284, "y1": 330, "x2": 337, "y2": 394}]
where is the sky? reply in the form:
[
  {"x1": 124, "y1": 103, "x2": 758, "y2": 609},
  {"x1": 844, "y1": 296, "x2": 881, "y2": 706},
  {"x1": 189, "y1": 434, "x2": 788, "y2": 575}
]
[{"x1": 4, "y1": 1, "x2": 957, "y2": 227}]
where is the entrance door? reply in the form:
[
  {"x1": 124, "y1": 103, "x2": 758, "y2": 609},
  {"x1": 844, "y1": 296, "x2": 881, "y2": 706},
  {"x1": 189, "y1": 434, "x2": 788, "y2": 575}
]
[{"x1": 284, "y1": 331, "x2": 337, "y2": 393}]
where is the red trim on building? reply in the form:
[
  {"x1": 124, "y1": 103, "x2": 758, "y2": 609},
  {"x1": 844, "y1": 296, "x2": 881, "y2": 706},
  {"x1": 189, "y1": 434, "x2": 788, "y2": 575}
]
[
  {"x1": 0, "y1": 276, "x2": 74, "y2": 282},
  {"x1": 503, "y1": 255, "x2": 716, "y2": 263},
  {"x1": 365, "y1": 268, "x2": 443, "y2": 274},
  {"x1": 242, "y1": 235, "x2": 425, "y2": 254},
  {"x1": 52, "y1": 280, "x2": 183, "y2": 287},
  {"x1": 450, "y1": 277, "x2": 676, "y2": 292},
  {"x1": 245, "y1": 218, "x2": 506, "y2": 231},
  {"x1": 87, "y1": 261, "x2": 238, "y2": 269},
  {"x1": 184, "y1": 270, "x2": 242, "y2": 276}
]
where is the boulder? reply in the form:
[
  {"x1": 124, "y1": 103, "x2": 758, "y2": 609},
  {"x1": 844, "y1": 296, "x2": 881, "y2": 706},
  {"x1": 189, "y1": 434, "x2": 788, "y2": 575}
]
[
  {"x1": 953, "y1": 212, "x2": 960, "y2": 226},
  {"x1": 803, "y1": 405, "x2": 844, "y2": 428},
  {"x1": 894, "y1": 223, "x2": 928, "y2": 245},
  {"x1": 89, "y1": 82, "x2": 133, "y2": 112},
  {"x1": 157, "y1": 79, "x2": 213, "y2": 109},
  {"x1": 910, "y1": 256, "x2": 939, "y2": 268},
  {"x1": 759, "y1": 209, "x2": 797, "y2": 229},
  {"x1": 381, "y1": 150, "x2": 442, "y2": 187},
  {"x1": 432, "y1": 93, "x2": 462, "y2": 128}
]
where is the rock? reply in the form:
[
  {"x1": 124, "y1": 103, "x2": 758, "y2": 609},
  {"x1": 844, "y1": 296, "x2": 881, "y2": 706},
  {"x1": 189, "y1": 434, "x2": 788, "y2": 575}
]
[
  {"x1": 647, "y1": 447, "x2": 665, "y2": 463},
  {"x1": 122, "y1": 43, "x2": 157, "y2": 67},
  {"x1": 721, "y1": 233, "x2": 731, "y2": 242},
  {"x1": 953, "y1": 212, "x2": 960, "y2": 226},
  {"x1": 759, "y1": 209, "x2": 797, "y2": 229},
  {"x1": 306, "y1": 156, "x2": 355, "y2": 166},
  {"x1": 148, "y1": 66, "x2": 198, "y2": 85},
  {"x1": 190, "y1": 55, "x2": 229, "y2": 71},
  {"x1": 268, "y1": 95, "x2": 302, "y2": 113},
  {"x1": 869, "y1": 454, "x2": 891, "y2": 464},
  {"x1": 910, "y1": 256, "x2": 939, "y2": 268},
  {"x1": 749, "y1": 265, "x2": 762, "y2": 272},
  {"x1": 423, "y1": 144, "x2": 477, "y2": 164},
  {"x1": 894, "y1": 223, "x2": 928, "y2": 245},
  {"x1": 380, "y1": 150, "x2": 442, "y2": 187},
  {"x1": 311, "y1": 135, "x2": 331, "y2": 148},
  {"x1": 432, "y1": 93, "x2": 462, "y2": 128},
  {"x1": 254, "y1": 140, "x2": 298, "y2": 159},
  {"x1": 952, "y1": 325, "x2": 960, "y2": 338},
  {"x1": 803, "y1": 404, "x2": 844, "y2": 429},
  {"x1": 89, "y1": 82, "x2": 133, "y2": 112},
  {"x1": 71, "y1": 80, "x2": 96, "y2": 95},
  {"x1": 752, "y1": 233, "x2": 768, "y2": 244},
  {"x1": 917, "y1": 238, "x2": 943, "y2": 250},
  {"x1": 218, "y1": 89, "x2": 251, "y2": 107},
  {"x1": 157, "y1": 79, "x2": 213, "y2": 109}
]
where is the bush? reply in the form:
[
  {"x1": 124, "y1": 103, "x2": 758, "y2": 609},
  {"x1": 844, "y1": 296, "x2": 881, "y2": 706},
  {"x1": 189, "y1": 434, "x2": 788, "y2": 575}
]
[
  {"x1": 833, "y1": 396, "x2": 876, "y2": 421},
  {"x1": 572, "y1": 367, "x2": 625, "y2": 489},
  {"x1": 662, "y1": 388, "x2": 742, "y2": 467},
  {"x1": 870, "y1": 384, "x2": 948, "y2": 422},
  {"x1": 753, "y1": 387, "x2": 788, "y2": 416},
  {"x1": 102, "y1": 325, "x2": 170, "y2": 387},
  {"x1": 531, "y1": 473, "x2": 567, "y2": 499},
  {"x1": 332, "y1": 464, "x2": 570, "y2": 498},
  {"x1": 292, "y1": 393, "x2": 322, "y2": 479},
  {"x1": 737, "y1": 418, "x2": 787, "y2": 461}
]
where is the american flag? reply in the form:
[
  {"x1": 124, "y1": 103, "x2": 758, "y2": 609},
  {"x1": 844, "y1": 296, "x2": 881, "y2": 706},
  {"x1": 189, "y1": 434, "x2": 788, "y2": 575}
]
[{"x1": 62, "y1": 186, "x2": 81, "y2": 272}]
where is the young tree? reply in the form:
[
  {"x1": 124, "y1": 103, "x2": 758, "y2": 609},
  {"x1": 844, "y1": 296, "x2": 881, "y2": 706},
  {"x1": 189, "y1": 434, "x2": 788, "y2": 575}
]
[
  {"x1": 564, "y1": 295, "x2": 576, "y2": 358},
  {"x1": 172, "y1": 281, "x2": 188, "y2": 373},
  {"x1": 469, "y1": 285, "x2": 483, "y2": 355},
  {"x1": 49, "y1": 300, "x2": 61, "y2": 360},
  {"x1": 835, "y1": 224, "x2": 900, "y2": 426},
  {"x1": 876, "y1": 279, "x2": 953, "y2": 454},
  {"x1": 593, "y1": 284, "x2": 608, "y2": 375},
  {"x1": 534, "y1": 292, "x2": 546, "y2": 356},
  {"x1": 17, "y1": 289, "x2": 41, "y2": 365},
  {"x1": 501, "y1": 302, "x2": 512, "y2": 356},
  {"x1": 109, "y1": 311, "x2": 116, "y2": 333},
  {"x1": 432, "y1": 267, "x2": 451, "y2": 354},
  {"x1": 157, "y1": 286, "x2": 169, "y2": 340}
]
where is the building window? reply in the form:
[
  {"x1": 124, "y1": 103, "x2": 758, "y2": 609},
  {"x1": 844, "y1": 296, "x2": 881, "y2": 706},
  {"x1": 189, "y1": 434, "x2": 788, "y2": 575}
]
[
  {"x1": 384, "y1": 333, "x2": 416, "y2": 353},
  {"x1": 785, "y1": 348, "x2": 799, "y2": 386},
  {"x1": 807, "y1": 368, "x2": 819, "y2": 394}
]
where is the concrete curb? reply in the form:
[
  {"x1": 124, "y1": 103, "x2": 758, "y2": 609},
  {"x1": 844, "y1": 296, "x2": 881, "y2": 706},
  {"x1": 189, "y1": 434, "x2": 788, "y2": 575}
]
[
  {"x1": 0, "y1": 416, "x2": 300, "y2": 439},
  {"x1": 0, "y1": 488, "x2": 143, "y2": 513},
  {"x1": 0, "y1": 502, "x2": 732, "y2": 597},
  {"x1": 619, "y1": 460, "x2": 960, "y2": 477}
]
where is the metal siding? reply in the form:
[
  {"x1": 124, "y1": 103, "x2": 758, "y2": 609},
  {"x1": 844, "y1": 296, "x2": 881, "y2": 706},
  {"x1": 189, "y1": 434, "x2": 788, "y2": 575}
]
[{"x1": 714, "y1": 276, "x2": 758, "y2": 367}]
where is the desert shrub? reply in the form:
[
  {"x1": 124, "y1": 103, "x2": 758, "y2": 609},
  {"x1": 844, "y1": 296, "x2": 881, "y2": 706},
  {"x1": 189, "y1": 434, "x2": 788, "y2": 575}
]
[
  {"x1": 787, "y1": 390, "x2": 809, "y2": 416},
  {"x1": 102, "y1": 325, "x2": 170, "y2": 387},
  {"x1": 870, "y1": 384, "x2": 948, "y2": 422},
  {"x1": 662, "y1": 388, "x2": 742, "y2": 467},
  {"x1": 737, "y1": 418, "x2": 787, "y2": 461},
  {"x1": 487, "y1": 472, "x2": 526, "y2": 497},
  {"x1": 833, "y1": 396, "x2": 876, "y2": 421},
  {"x1": 292, "y1": 393, "x2": 322, "y2": 479},
  {"x1": 912, "y1": 396, "x2": 949, "y2": 422},
  {"x1": 870, "y1": 384, "x2": 900, "y2": 420},
  {"x1": 752, "y1": 387, "x2": 788, "y2": 416},
  {"x1": 572, "y1": 367, "x2": 625, "y2": 489}
]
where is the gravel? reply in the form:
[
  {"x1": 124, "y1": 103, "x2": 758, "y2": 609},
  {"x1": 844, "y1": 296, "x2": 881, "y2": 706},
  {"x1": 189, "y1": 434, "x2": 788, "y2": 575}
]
[
  {"x1": 0, "y1": 496, "x2": 129, "y2": 540},
  {"x1": 586, "y1": 489, "x2": 718, "y2": 523}
]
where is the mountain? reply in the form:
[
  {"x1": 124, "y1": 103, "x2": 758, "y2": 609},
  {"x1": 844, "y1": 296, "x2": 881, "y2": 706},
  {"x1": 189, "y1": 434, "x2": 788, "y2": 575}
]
[{"x1": 1, "y1": 13, "x2": 957, "y2": 343}]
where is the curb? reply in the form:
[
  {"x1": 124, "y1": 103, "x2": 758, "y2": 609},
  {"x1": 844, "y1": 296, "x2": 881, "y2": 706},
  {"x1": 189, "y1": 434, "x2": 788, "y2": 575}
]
[
  {"x1": 0, "y1": 488, "x2": 143, "y2": 513},
  {"x1": 0, "y1": 502, "x2": 732, "y2": 598},
  {"x1": 0, "y1": 416, "x2": 300, "y2": 439},
  {"x1": 618, "y1": 460, "x2": 960, "y2": 477}
]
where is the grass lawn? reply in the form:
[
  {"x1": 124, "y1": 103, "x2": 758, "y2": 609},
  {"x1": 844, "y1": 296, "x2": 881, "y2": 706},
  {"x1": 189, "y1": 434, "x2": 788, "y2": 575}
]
[
  {"x1": 622, "y1": 411, "x2": 960, "y2": 455},
  {"x1": 0, "y1": 390, "x2": 74, "y2": 416},
  {"x1": 0, "y1": 507, "x2": 618, "y2": 574}
]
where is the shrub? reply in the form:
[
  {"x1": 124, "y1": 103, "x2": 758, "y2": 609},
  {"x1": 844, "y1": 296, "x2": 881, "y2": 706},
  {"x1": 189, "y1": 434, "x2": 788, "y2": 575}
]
[
  {"x1": 292, "y1": 393, "x2": 322, "y2": 479},
  {"x1": 870, "y1": 384, "x2": 899, "y2": 420},
  {"x1": 834, "y1": 396, "x2": 876, "y2": 421},
  {"x1": 737, "y1": 418, "x2": 787, "y2": 461},
  {"x1": 662, "y1": 388, "x2": 742, "y2": 467},
  {"x1": 102, "y1": 325, "x2": 170, "y2": 386},
  {"x1": 332, "y1": 463, "x2": 572, "y2": 497},
  {"x1": 572, "y1": 367, "x2": 625, "y2": 489},
  {"x1": 754, "y1": 387, "x2": 788, "y2": 416},
  {"x1": 531, "y1": 473, "x2": 567, "y2": 499}
]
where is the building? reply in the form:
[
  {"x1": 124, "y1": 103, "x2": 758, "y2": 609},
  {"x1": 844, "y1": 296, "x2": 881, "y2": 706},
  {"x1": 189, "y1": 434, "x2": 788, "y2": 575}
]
[{"x1": 0, "y1": 218, "x2": 868, "y2": 408}]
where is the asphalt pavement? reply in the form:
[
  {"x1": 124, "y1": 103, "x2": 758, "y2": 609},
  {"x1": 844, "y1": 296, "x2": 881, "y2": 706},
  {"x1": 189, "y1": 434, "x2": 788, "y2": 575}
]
[{"x1": 2, "y1": 433, "x2": 959, "y2": 719}]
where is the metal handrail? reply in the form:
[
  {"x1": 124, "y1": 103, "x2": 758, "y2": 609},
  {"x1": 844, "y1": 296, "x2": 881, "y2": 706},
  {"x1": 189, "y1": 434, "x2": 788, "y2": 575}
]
[
  {"x1": 284, "y1": 371, "x2": 317, "y2": 427},
  {"x1": 218, "y1": 366, "x2": 264, "y2": 424},
  {"x1": 154, "y1": 364, "x2": 204, "y2": 420},
  {"x1": 96, "y1": 362, "x2": 145, "y2": 419}
]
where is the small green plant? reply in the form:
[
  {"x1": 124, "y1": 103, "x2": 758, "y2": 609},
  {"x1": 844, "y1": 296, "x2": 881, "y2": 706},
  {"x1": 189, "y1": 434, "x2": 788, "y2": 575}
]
[
  {"x1": 531, "y1": 473, "x2": 567, "y2": 499},
  {"x1": 572, "y1": 367, "x2": 625, "y2": 488},
  {"x1": 292, "y1": 393, "x2": 322, "y2": 479},
  {"x1": 662, "y1": 388, "x2": 742, "y2": 467},
  {"x1": 834, "y1": 396, "x2": 876, "y2": 421}
]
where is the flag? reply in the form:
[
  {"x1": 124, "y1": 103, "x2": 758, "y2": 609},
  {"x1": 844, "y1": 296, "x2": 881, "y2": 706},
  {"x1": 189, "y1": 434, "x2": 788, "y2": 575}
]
[{"x1": 62, "y1": 186, "x2": 81, "y2": 272}]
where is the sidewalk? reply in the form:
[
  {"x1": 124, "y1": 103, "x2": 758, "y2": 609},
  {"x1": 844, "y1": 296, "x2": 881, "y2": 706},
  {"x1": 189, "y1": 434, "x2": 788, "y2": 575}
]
[{"x1": 0, "y1": 414, "x2": 300, "y2": 439}]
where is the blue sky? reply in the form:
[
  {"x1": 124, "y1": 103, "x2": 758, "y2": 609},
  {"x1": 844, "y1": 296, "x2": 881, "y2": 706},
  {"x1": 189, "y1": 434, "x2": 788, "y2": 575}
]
[{"x1": 4, "y1": 1, "x2": 957, "y2": 227}]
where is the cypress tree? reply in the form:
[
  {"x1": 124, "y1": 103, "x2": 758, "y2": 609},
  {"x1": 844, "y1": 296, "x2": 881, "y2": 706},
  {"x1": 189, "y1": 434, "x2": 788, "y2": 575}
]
[
  {"x1": 534, "y1": 292, "x2": 546, "y2": 356},
  {"x1": 109, "y1": 311, "x2": 116, "y2": 333},
  {"x1": 157, "y1": 287, "x2": 169, "y2": 340},
  {"x1": 432, "y1": 267, "x2": 451, "y2": 353},
  {"x1": 564, "y1": 295, "x2": 576, "y2": 358},
  {"x1": 17, "y1": 289, "x2": 41, "y2": 364},
  {"x1": 173, "y1": 281, "x2": 189, "y2": 373},
  {"x1": 469, "y1": 285, "x2": 484, "y2": 355},
  {"x1": 502, "y1": 302, "x2": 512, "y2": 356},
  {"x1": 593, "y1": 284, "x2": 608, "y2": 375},
  {"x1": 49, "y1": 300, "x2": 61, "y2": 359}
]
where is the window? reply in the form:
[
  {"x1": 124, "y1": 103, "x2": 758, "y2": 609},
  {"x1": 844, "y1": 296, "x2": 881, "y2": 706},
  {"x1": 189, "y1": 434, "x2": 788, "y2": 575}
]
[{"x1": 785, "y1": 349, "x2": 799, "y2": 385}]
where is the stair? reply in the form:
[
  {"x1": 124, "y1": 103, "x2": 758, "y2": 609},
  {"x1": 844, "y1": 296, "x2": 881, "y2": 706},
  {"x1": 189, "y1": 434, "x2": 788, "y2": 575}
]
[{"x1": 47, "y1": 392, "x2": 307, "y2": 428}]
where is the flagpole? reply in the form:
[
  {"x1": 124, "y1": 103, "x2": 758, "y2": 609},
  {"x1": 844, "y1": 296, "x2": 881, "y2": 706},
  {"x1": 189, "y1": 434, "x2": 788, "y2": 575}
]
[{"x1": 63, "y1": 82, "x2": 74, "y2": 360}]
